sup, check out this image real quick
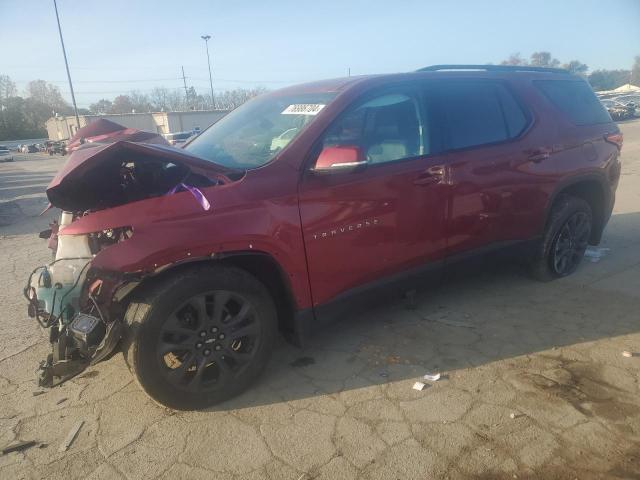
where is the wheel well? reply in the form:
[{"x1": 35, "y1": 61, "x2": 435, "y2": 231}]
[
  {"x1": 217, "y1": 253, "x2": 296, "y2": 338},
  {"x1": 556, "y1": 180, "x2": 606, "y2": 244},
  {"x1": 129, "y1": 253, "x2": 297, "y2": 340}
]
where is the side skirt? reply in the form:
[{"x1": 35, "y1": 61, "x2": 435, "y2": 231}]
[{"x1": 292, "y1": 238, "x2": 540, "y2": 346}]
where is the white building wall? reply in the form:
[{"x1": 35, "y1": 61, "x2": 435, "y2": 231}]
[{"x1": 46, "y1": 110, "x2": 228, "y2": 141}]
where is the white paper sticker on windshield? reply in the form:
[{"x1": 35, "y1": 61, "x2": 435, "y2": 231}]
[{"x1": 281, "y1": 104, "x2": 326, "y2": 115}]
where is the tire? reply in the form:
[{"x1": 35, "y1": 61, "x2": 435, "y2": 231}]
[
  {"x1": 530, "y1": 194, "x2": 593, "y2": 282},
  {"x1": 122, "y1": 265, "x2": 277, "y2": 410}
]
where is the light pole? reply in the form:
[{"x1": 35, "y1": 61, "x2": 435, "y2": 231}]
[
  {"x1": 201, "y1": 35, "x2": 214, "y2": 109},
  {"x1": 53, "y1": 0, "x2": 80, "y2": 128}
]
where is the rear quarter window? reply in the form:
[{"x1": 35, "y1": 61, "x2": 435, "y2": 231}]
[{"x1": 534, "y1": 80, "x2": 612, "y2": 126}]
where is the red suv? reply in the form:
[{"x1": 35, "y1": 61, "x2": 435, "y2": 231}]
[{"x1": 26, "y1": 65, "x2": 622, "y2": 409}]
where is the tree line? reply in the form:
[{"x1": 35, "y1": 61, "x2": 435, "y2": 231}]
[
  {"x1": 1, "y1": 52, "x2": 639, "y2": 141},
  {"x1": 499, "y1": 51, "x2": 640, "y2": 91},
  {"x1": 0, "y1": 75, "x2": 267, "y2": 141},
  {"x1": 87, "y1": 86, "x2": 267, "y2": 115}
]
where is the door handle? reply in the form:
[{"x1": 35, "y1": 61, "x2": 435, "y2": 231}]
[
  {"x1": 413, "y1": 165, "x2": 444, "y2": 186},
  {"x1": 527, "y1": 150, "x2": 551, "y2": 163}
]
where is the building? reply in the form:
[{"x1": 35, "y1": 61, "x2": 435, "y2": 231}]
[{"x1": 45, "y1": 110, "x2": 229, "y2": 141}]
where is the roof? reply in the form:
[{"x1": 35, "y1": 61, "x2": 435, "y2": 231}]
[{"x1": 266, "y1": 65, "x2": 577, "y2": 98}]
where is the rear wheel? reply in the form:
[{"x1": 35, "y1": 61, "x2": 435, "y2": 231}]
[
  {"x1": 123, "y1": 265, "x2": 277, "y2": 410},
  {"x1": 531, "y1": 194, "x2": 592, "y2": 281}
]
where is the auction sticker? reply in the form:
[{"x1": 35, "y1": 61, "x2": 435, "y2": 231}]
[{"x1": 281, "y1": 104, "x2": 326, "y2": 115}]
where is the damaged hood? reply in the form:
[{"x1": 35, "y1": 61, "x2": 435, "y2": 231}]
[
  {"x1": 47, "y1": 141, "x2": 236, "y2": 211},
  {"x1": 66, "y1": 118, "x2": 166, "y2": 153}
]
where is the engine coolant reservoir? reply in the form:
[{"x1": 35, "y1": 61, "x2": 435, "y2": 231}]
[{"x1": 31, "y1": 212, "x2": 94, "y2": 323}]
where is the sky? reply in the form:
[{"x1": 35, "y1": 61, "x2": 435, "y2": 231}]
[{"x1": 1, "y1": 0, "x2": 639, "y2": 108}]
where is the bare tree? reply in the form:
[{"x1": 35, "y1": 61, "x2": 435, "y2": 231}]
[
  {"x1": 501, "y1": 53, "x2": 527, "y2": 66},
  {"x1": 166, "y1": 89, "x2": 185, "y2": 111},
  {"x1": 26, "y1": 80, "x2": 69, "y2": 111},
  {"x1": 214, "y1": 87, "x2": 267, "y2": 110},
  {"x1": 0, "y1": 75, "x2": 17, "y2": 101},
  {"x1": 111, "y1": 95, "x2": 135, "y2": 114},
  {"x1": 530, "y1": 52, "x2": 561, "y2": 68},
  {"x1": 129, "y1": 90, "x2": 153, "y2": 112},
  {"x1": 89, "y1": 99, "x2": 113, "y2": 114},
  {"x1": 563, "y1": 60, "x2": 589, "y2": 76}
]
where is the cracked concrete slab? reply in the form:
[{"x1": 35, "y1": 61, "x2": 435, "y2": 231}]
[{"x1": 2, "y1": 123, "x2": 640, "y2": 480}]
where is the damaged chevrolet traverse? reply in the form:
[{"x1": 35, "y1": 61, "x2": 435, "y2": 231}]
[{"x1": 26, "y1": 65, "x2": 621, "y2": 410}]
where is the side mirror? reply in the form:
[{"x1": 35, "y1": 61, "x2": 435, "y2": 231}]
[{"x1": 312, "y1": 145, "x2": 367, "y2": 174}]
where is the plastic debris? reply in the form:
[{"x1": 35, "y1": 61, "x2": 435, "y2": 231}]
[
  {"x1": 622, "y1": 350, "x2": 634, "y2": 358},
  {"x1": 413, "y1": 381, "x2": 427, "y2": 391},
  {"x1": 59, "y1": 421, "x2": 83, "y2": 452},
  {"x1": 423, "y1": 373, "x2": 442, "y2": 382},
  {"x1": 379, "y1": 371, "x2": 389, "y2": 378},
  {"x1": 1, "y1": 440, "x2": 37, "y2": 455},
  {"x1": 510, "y1": 412, "x2": 524, "y2": 419},
  {"x1": 584, "y1": 247, "x2": 610, "y2": 263}
]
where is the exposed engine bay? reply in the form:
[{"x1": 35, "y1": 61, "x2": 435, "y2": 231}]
[
  {"x1": 24, "y1": 123, "x2": 232, "y2": 388},
  {"x1": 47, "y1": 145, "x2": 219, "y2": 212},
  {"x1": 24, "y1": 212, "x2": 129, "y2": 387}
]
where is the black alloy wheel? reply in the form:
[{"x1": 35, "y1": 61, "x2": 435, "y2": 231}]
[
  {"x1": 158, "y1": 291, "x2": 260, "y2": 392},
  {"x1": 123, "y1": 266, "x2": 277, "y2": 410},
  {"x1": 550, "y1": 211, "x2": 591, "y2": 276}
]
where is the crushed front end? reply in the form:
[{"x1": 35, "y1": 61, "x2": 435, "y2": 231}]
[
  {"x1": 24, "y1": 212, "x2": 133, "y2": 387},
  {"x1": 24, "y1": 129, "x2": 228, "y2": 389}
]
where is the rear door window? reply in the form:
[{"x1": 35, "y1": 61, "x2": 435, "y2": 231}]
[
  {"x1": 534, "y1": 80, "x2": 611, "y2": 125},
  {"x1": 427, "y1": 81, "x2": 529, "y2": 151}
]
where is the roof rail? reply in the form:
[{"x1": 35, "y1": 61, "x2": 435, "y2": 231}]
[{"x1": 417, "y1": 64, "x2": 569, "y2": 74}]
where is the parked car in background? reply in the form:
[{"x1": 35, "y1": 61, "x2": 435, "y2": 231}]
[
  {"x1": 164, "y1": 131, "x2": 193, "y2": 147},
  {"x1": 0, "y1": 146, "x2": 14, "y2": 162},
  {"x1": 614, "y1": 95, "x2": 640, "y2": 116},
  {"x1": 45, "y1": 141, "x2": 67, "y2": 156},
  {"x1": 20, "y1": 144, "x2": 38, "y2": 153},
  {"x1": 600, "y1": 99, "x2": 635, "y2": 120},
  {"x1": 27, "y1": 65, "x2": 622, "y2": 410}
]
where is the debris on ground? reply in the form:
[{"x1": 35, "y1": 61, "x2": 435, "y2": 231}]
[
  {"x1": 413, "y1": 381, "x2": 427, "y2": 391},
  {"x1": 379, "y1": 371, "x2": 389, "y2": 378},
  {"x1": 56, "y1": 397, "x2": 68, "y2": 405},
  {"x1": 387, "y1": 355, "x2": 401, "y2": 365},
  {"x1": 290, "y1": 356, "x2": 315, "y2": 368},
  {"x1": 510, "y1": 412, "x2": 524, "y2": 419},
  {"x1": 584, "y1": 247, "x2": 611, "y2": 263},
  {"x1": 32, "y1": 391, "x2": 45, "y2": 397},
  {"x1": 1, "y1": 440, "x2": 37, "y2": 455},
  {"x1": 622, "y1": 350, "x2": 635, "y2": 358},
  {"x1": 403, "y1": 289, "x2": 417, "y2": 310},
  {"x1": 59, "y1": 421, "x2": 83, "y2": 452},
  {"x1": 423, "y1": 373, "x2": 442, "y2": 382}
]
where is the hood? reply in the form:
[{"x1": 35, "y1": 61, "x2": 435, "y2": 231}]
[
  {"x1": 66, "y1": 119, "x2": 166, "y2": 153},
  {"x1": 47, "y1": 140, "x2": 236, "y2": 212}
]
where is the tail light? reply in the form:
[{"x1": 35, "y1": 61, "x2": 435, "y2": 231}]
[{"x1": 605, "y1": 132, "x2": 623, "y2": 150}]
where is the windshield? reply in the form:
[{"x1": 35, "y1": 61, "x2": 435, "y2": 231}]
[{"x1": 186, "y1": 92, "x2": 337, "y2": 169}]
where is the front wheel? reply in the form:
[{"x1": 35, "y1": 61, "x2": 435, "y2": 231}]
[
  {"x1": 123, "y1": 265, "x2": 277, "y2": 410},
  {"x1": 530, "y1": 194, "x2": 593, "y2": 281}
]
